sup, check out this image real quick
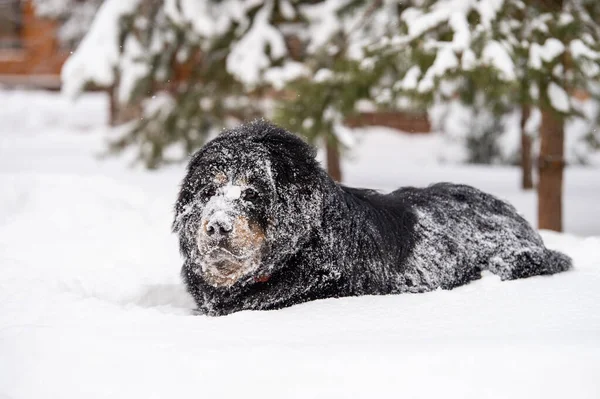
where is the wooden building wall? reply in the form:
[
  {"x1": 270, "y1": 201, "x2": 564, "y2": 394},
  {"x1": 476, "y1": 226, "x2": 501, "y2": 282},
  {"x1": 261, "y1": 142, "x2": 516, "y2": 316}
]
[
  {"x1": 0, "y1": 0, "x2": 68, "y2": 88},
  {"x1": 345, "y1": 111, "x2": 431, "y2": 134}
]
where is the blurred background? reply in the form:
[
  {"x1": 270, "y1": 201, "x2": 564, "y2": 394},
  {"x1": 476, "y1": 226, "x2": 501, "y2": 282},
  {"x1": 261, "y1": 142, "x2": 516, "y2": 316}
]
[{"x1": 0, "y1": 0, "x2": 599, "y2": 235}]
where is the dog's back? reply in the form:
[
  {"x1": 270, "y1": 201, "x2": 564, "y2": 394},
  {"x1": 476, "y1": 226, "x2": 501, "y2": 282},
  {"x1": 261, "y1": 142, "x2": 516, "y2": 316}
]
[{"x1": 387, "y1": 182, "x2": 571, "y2": 291}]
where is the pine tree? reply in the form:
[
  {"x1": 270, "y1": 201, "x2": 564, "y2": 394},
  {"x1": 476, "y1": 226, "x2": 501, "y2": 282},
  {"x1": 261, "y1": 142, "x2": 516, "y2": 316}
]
[
  {"x1": 63, "y1": 0, "x2": 600, "y2": 211},
  {"x1": 104, "y1": 0, "x2": 261, "y2": 169},
  {"x1": 63, "y1": 0, "x2": 404, "y2": 177},
  {"x1": 274, "y1": 0, "x2": 410, "y2": 181},
  {"x1": 380, "y1": 0, "x2": 600, "y2": 231},
  {"x1": 63, "y1": 0, "x2": 300, "y2": 168},
  {"x1": 525, "y1": 0, "x2": 600, "y2": 231}
]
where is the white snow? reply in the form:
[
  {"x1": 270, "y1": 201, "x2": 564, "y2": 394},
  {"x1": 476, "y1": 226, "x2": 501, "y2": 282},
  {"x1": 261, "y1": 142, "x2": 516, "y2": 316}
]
[
  {"x1": 263, "y1": 61, "x2": 310, "y2": 90},
  {"x1": 163, "y1": 0, "x2": 244, "y2": 39},
  {"x1": 570, "y1": 39, "x2": 600, "y2": 61},
  {"x1": 569, "y1": 39, "x2": 600, "y2": 77},
  {"x1": 418, "y1": 47, "x2": 459, "y2": 93},
  {"x1": 1, "y1": 90, "x2": 600, "y2": 399},
  {"x1": 333, "y1": 123, "x2": 356, "y2": 148},
  {"x1": 300, "y1": 0, "x2": 352, "y2": 53},
  {"x1": 33, "y1": 0, "x2": 74, "y2": 15},
  {"x1": 398, "y1": 0, "x2": 502, "y2": 50},
  {"x1": 482, "y1": 40, "x2": 516, "y2": 81},
  {"x1": 226, "y1": 0, "x2": 288, "y2": 86},
  {"x1": 399, "y1": 65, "x2": 421, "y2": 90},
  {"x1": 461, "y1": 48, "x2": 476, "y2": 70},
  {"x1": 565, "y1": 98, "x2": 600, "y2": 165},
  {"x1": 448, "y1": 12, "x2": 471, "y2": 51},
  {"x1": 401, "y1": 0, "x2": 471, "y2": 40},
  {"x1": 354, "y1": 99, "x2": 377, "y2": 113},
  {"x1": 314, "y1": 68, "x2": 335, "y2": 83},
  {"x1": 547, "y1": 82, "x2": 570, "y2": 113},
  {"x1": 558, "y1": 12, "x2": 574, "y2": 26},
  {"x1": 224, "y1": 184, "x2": 242, "y2": 200},
  {"x1": 61, "y1": 0, "x2": 141, "y2": 98},
  {"x1": 524, "y1": 107, "x2": 542, "y2": 136},
  {"x1": 117, "y1": 35, "x2": 149, "y2": 103},
  {"x1": 528, "y1": 44, "x2": 544, "y2": 70},
  {"x1": 529, "y1": 39, "x2": 565, "y2": 70},
  {"x1": 475, "y1": 0, "x2": 504, "y2": 29},
  {"x1": 541, "y1": 38, "x2": 566, "y2": 61},
  {"x1": 279, "y1": 0, "x2": 296, "y2": 20}
]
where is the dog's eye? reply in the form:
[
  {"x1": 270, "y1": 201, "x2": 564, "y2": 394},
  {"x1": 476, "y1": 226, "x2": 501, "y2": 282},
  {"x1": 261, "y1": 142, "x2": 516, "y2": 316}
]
[
  {"x1": 242, "y1": 188, "x2": 259, "y2": 202},
  {"x1": 201, "y1": 185, "x2": 216, "y2": 200}
]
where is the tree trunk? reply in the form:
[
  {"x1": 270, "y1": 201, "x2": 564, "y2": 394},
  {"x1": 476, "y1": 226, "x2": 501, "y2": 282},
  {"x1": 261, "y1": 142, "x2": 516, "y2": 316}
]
[
  {"x1": 108, "y1": 84, "x2": 142, "y2": 126},
  {"x1": 520, "y1": 105, "x2": 534, "y2": 190},
  {"x1": 537, "y1": 109, "x2": 564, "y2": 232},
  {"x1": 108, "y1": 85, "x2": 117, "y2": 127},
  {"x1": 326, "y1": 139, "x2": 343, "y2": 182},
  {"x1": 533, "y1": 0, "x2": 565, "y2": 232}
]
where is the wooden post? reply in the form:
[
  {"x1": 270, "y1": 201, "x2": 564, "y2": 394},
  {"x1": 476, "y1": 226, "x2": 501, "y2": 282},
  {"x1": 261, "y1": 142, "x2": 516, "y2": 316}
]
[
  {"x1": 520, "y1": 105, "x2": 534, "y2": 190},
  {"x1": 108, "y1": 85, "x2": 117, "y2": 127},
  {"x1": 537, "y1": 109, "x2": 564, "y2": 232},
  {"x1": 326, "y1": 138, "x2": 343, "y2": 182},
  {"x1": 533, "y1": 0, "x2": 565, "y2": 232}
]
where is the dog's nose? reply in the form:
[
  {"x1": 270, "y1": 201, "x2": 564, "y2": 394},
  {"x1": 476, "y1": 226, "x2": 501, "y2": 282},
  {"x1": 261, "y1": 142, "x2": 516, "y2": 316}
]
[{"x1": 206, "y1": 220, "x2": 233, "y2": 237}]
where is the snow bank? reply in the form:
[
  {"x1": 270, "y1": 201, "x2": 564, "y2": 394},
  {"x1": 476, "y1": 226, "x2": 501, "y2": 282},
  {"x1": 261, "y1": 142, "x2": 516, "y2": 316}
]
[
  {"x1": 0, "y1": 91, "x2": 599, "y2": 399},
  {"x1": 0, "y1": 90, "x2": 108, "y2": 132}
]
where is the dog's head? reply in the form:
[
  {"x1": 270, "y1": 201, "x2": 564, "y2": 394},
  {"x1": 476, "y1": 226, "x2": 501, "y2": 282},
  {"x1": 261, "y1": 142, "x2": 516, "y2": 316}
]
[{"x1": 173, "y1": 120, "x2": 326, "y2": 288}]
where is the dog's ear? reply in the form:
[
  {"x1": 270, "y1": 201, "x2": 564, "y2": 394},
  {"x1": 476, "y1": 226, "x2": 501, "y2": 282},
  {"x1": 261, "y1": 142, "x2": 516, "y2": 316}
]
[
  {"x1": 245, "y1": 122, "x2": 327, "y2": 248},
  {"x1": 251, "y1": 121, "x2": 320, "y2": 187},
  {"x1": 259, "y1": 126, "x2": 317, "y2": 162},
  {"x1": 173, "y1": 149, "x2": 207, "y2": 233}
]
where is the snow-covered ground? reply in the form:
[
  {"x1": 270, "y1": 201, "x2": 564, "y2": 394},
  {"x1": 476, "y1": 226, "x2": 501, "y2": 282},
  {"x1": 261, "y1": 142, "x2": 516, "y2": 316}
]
[{"x1": 0, "y1": 90, "x2": 599, "y2": 399}]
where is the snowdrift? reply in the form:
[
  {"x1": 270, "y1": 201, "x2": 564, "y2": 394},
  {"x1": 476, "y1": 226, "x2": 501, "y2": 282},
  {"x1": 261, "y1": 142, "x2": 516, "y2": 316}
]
[{"x1": 0, "y1": 91, "x2": 599, "y2": 399}]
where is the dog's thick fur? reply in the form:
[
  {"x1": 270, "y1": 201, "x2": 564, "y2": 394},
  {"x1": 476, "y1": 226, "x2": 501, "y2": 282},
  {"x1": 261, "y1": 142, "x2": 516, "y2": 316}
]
[{"x1": 174, "y1": 120, "x2": 571, "y2": 316}]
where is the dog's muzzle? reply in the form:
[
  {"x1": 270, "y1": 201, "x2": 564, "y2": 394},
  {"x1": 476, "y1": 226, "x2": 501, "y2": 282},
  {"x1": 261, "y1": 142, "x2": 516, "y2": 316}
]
[{"x1": 197, "y1": 212, "x2": 266, "y2": 287}]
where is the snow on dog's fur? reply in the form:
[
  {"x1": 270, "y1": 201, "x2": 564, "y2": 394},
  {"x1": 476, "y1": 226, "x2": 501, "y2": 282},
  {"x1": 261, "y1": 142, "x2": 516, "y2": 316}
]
[{"x1": 173, "y1": 120, "x2": 572, "y2": 316}]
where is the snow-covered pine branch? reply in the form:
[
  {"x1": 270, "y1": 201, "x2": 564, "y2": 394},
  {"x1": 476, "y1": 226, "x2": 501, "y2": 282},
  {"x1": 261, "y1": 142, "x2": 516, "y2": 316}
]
[
  {"x1": 60, "y1": 0, "x2": 600, "y2": 174},
  {"x1": 386, "y1": 0, "x2": 600, "y2": 116},
  {"x1": 61, "y1": 0, "x2": 143, "y2": 99}
]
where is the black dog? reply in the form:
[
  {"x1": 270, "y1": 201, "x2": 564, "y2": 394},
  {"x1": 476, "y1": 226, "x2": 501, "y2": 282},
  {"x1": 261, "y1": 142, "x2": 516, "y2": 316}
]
[{"x1": 173, "y1": 120, "x2": 571, "y2": 316}]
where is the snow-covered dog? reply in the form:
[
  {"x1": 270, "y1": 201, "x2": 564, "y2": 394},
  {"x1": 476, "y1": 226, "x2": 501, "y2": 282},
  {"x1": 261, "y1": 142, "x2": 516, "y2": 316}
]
[{"x1": 173, "y1": 120, "x2": 571, "y2": 316}]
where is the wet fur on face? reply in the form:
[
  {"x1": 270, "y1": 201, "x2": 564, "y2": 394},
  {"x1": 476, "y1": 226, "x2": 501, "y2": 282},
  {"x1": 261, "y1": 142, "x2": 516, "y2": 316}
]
[{"x1": 173, "y1": 119, "x2": 571, "y2": 316}]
